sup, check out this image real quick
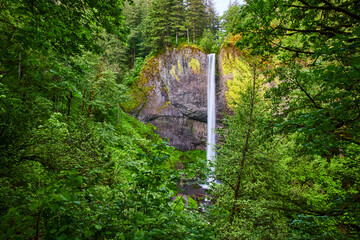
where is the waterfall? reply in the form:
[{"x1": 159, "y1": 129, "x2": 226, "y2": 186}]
[{"x1": 207, "y1": 53, "x2": 216, "y2": 169}]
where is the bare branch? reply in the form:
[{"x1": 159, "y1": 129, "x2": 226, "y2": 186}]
[
  {"x1": 278, "y1": 27, "x2": 347, "y2": 36},
  {"x1": 286, "y1": 0, "x2": 360, "y2": 21},
  {"x1": 284, "y1": 4, "x2": 332, "y2": 11},
  {"x1": 271, "y1": 41, "x2": 314, "y2": 55},
  {"x1": 293, "y1": 77, "x2": 323, "y2": 110},
  {"x1": 321, "y1": 0, "x2": 360, "y2": 21}
]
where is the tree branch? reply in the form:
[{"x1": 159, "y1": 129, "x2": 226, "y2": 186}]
[
  {"x1": 271, "y1": 42, "x2": 314, "y2": 55},
  {"x1": 284, "y1": 4, "x2": 332, "y2": 11},
  {"x1": 293, "y1": 77, "x2": 323, "y2": 109},
  {"x1": 285, "y1": 0, "x2": 360, "y2": 21},
  {"x1": 278, "y1": 26, "x2": 347, "y2": 36},
  {"x1": 218, "y1": 177, "x2": 236, "y2": 192},
  {"x1": 321, "y1": 0, "x2": 360, "y2": 21}
]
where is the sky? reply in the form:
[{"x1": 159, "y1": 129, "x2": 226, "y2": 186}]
[
  {"x1": 213, "y1": 0, "x2": 230, "y2": 16},
  {"x1": 213, "y1": 0, "x2": 245, "y2": 16}
]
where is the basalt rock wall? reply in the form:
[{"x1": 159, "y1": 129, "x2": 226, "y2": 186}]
[{"x1": 125, "y1": 45, "x2": 240, "y2": 150}]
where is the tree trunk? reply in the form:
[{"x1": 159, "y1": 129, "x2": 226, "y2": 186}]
[
  {"x1": 56, "y1": 95, "x2": 59, "y2": 113},
  {"x1": 117, "y1": 103, "x2": 121, "y2": 124},
  {"x1": 88, "y1": 62, "x2": 103, "y2": 118},
  {"x1": 18, "y1": 53, "x2": 21, "y2": 79},
  {"x1": 229, "y1": 65, "x2": 257, "y2": 224},
  {"x1": 82, "y1": 89, "x2": 86, "y2": 112},
  {"x1": 34, "y1": 173, "x2": 41, "y2": 240},
  {"x1": 131, "y1": 41, "x2": 135, "y2": 68},
  {"x1": 67, "y1": 91, "x2": 72, "y2": 120},
  {"x1": 187, "y1": 28, "x2": 189, "y2": 45}
]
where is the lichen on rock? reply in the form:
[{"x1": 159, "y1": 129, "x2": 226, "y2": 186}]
[
  {"x1": 221, "y1": 47, "x2": 253, "y2": 109},
  {"x1": 218, "y1": 34, "x2": 267, "y2": 110},
  {"x1": 123, "y1": 41, "x2": 266, "y2": 151},
  {"x1": 189, "y1": 58, "x2": 200, "y2": 74},
  {"x1": 177, "y1": 60, "x2": 183, "y2": 73},
  {"x1": 126, "y1": 46, "x2": 208, "y2": 150},
  {"x1": 170, "y1": 65, "x2": 180, "y2": 82}
]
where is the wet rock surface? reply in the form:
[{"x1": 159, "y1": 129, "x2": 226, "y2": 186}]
[
  {"x1": 175, "y1": 181, "x2": 212, "y2": 211},
  {"x1": 134, "y1": 46, "x2": 209, "y2": 150},
  {"x1": 129, "y1": 46, "x2": 232, "y2": 150}
]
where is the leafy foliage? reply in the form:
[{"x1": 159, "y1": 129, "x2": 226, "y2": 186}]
[
  {"x1": 123, "y1": 0, "x2": 220, "y2": 54},
  {"x1": 218, "y1": 0, "x2": 360, "y2": 239},
  {"x1": 4, "y1": 0, "x2": 360, "y2": 239},
  {"x1": 209, "y1": 54, "x2": 290, "y2": 239},
  {"x1": 0, "y1": 1, "x2": 215, "y2": 239}
]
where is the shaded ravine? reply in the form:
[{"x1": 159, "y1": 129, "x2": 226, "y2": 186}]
[{"x1": 174, "y1": 53, "x2": 218, "y2": 210}]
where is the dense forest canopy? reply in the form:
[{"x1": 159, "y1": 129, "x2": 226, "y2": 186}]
[{"x1": 0, "y1": 0, "x2": 359, "y2": 239}]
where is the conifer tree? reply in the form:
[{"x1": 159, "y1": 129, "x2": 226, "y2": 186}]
[
  {"x1": 185, "y1": 0, "x2": 206, "y2": 43},
  {"x1": 124, "y1": 0, "x2": 146, "y2": 67},
  {"x1": 147, "y1": 0, "x2": 174, "y2": 50},
  {"x1": 211, "y1": 56, "x2": 289, "y2": 239},
  {"x1": 204, "y1": 0, "x2": 219, "y2": 34},
  {"x1": 171, "y1": 0, "x2": 186, "y2": 44}
]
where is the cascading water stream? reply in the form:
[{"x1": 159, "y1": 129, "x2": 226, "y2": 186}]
[
  {"x1": 200, "y1": 53, "x2": 216, "y2": 190},
  {"x1": 207, "y1": 53, "x2": 216, "y2": 164},
  {"x1": 189, "y1": 54, "x2": 217, "y2": 210}
]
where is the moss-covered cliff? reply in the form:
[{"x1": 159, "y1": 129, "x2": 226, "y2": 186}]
[
  {"x1": 123, "y1": 46, "x2": 208, "y2": 150},
  {"x1": 123, "y1": 42, "x2": 266, "y2": 151}
]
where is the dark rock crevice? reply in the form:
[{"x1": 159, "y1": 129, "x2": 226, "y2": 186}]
[{"x1": 131, "y1": 46, "x2": 230, "y2": 151}]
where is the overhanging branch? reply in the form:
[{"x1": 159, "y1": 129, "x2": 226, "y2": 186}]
[{"x1": 321, "y1": 0, "x2": 360, "y2": 21}]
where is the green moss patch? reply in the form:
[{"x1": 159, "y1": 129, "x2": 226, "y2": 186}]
[{"x1": 189, "y1": 58, "x2": 200, "y2": 74}]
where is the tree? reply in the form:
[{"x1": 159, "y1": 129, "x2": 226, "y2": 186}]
[
  {"x1": 124, "y1": 0, "x2": 151, "y2": 66},
  {"x1": 222, "y1": 0, "x2": 360, "y2": 238},
  {"x1": 185, "y1": 0, "x2": 206, "y2": 43},
  {"x1": 146, "y1": 0, "x2": 174, "y2": 50},
  {"x1": 0, "y1": 1, "x2": 219, "y2": 238},
  {"x1": 204, "y1": 0, "x2": 219, "y2": 34},
  {"x1": 0, "y1": 0, "x2": 128, "y2": 69},
  {"x1": 199, "y1": 29, "x2": 217, "y2": 53},
  {"x1": 222, "y1": 1, "x2": 243, "y2": 34},
  {"x1": 210, "y1": 52, "x2": 289, "y2": 239},
  {"x1": 171, "y1": 0, "x2": 186, "y2": 44}
]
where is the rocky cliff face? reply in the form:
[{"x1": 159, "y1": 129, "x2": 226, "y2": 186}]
[
  {"x1": 125, "y1": 44, "x2": 239, "y2": 151},
  {"x1": 126, "y1": 46, "x2": 208, "y2": 150},
  {"x1": 218, "y1": 39, "x2": 244, "y2": 112}
]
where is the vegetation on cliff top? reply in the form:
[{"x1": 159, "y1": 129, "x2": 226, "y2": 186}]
[
  {"x1": 122, "y1": 45, "x2": 207, "y2": 115},
  {"x1": 210, "y1": 0, "x2": 360, "y2": 239},
  {"x1": 1, "y1": 0, "x2": 360, "y2": 239}
]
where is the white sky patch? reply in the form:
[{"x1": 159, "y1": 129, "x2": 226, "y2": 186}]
[{"x1": 213, "y1": 0, "x2": 245, "y2": 16}]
